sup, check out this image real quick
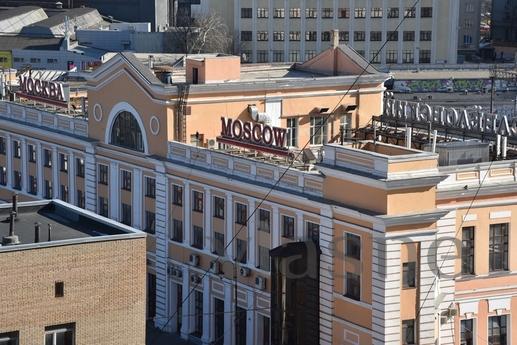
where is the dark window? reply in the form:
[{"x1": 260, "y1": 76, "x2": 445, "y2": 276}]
[
  {"x1": 193, "y1": 190, "x2": 203, "y2": 212},
  {"x1": 421, "y1": 7, "x2": 432, "y2": 18},
  {"x1": 13, "y1": 171, "x2": 21, "y2": 190},
  {"x1": 282, "y1": 215, "x2": 295, "y2": 238},
  {"x1": 273, "y1": 31, "x2": 284, "y2": 41},
  {"x1": 258, "y1": 209, "x2": 270, "y2": 233},
  {"x1": 28, "y1": 144, "x2": 36, "y2": 162},
  {"x1": 371, "y1": 7, "x2": 383, "y2": 18},
  {"x1": 55, "y1": 281, "x2": 64, "y2": 297},
  {"x1": 339, "y1": 31, "x2": 349, "y2": 41},
  {"x1": 354, "y1": 8, "x2": 366, "y2": 18},
  {"x1": 305, "y1": 31, "x2": 317, "y2": 41},
  {"x1": 305, "y1": 8, "x2": 317, "y2": 18},
  {"x1": 338, "y1": 8, "x2": 349, "y2": 18},
  {"x1": 0, "y1": 331, "x2": 19, "y2": 345},
  {"x1": 60, "y1": 185, "x2": 68, "y2": 202},
  {"x1": 345, "y1": 233, "x2": 361, "y2": 260},
  {"x1": 321, "y1": 31, "x2": 331, "y2": 41},
  {"x1": 322, "y1": 8, "x2": 333, "y2": 18},
  {"x1": 145, "y1": 211, "x2": 156, "y2": 234},
  {"x1": 235, "y1": 203, "x2": 247, "y2": 225},
  {"x1": 59, "y1": 153, "x2": 68, "y2": 172},
  {"x1": 402, "y1": 320, "x2": 416, "y2": 345},
  {"x1": 12, "y1": 141, "x2": 20, "y2": 158},
  {"x1": 173, "y1": 185, "x2": 183, "y2": 206},
  {"x1": 192, "y1": 225, "x2": 203, "y2": 249},
  {"x1": 241, "y1": 31, "x2": 252, "y2": 41},
  {"x1": 241, "y1": 8, "x2": 252, "y2": 18},
  {"x1": 0, "y1": 137, "x2": 5, "y2": 154},
  {"x1": 387, "y1": 31, "x2": 398, "y2": 41},
  {"x1": 290, "y1": 8, "x2": 301, "y2": 18},
  {"x1": 29, "y1": 175, "x2": 37, "y2": 195},
  {"x1": 214, "y1": 232, "x2": 225, "y2": 256},
  {"x1": 258, "y1": 245, "x2": 270, "y2": 271},
  {"x1": 76, "y1": 158, "x2": 85, "y2": 177},
  {"x1": 45, "y1": 323, "x2": 74, "y2": 345},
  {"x1": 289, "y1": 31, "x2": 300, "y2": 41},
  {"x1": 419, "y1": 50, "x2": 431, "y2": 63},
  {"x1": 488, "y1": 315, "x2": 507, "y2": 345},
  {"x1": 345, "y1": 272, "x2": 360, "y2": 300},
  {"x1": 110, "y1": 111, "x2": 144, "y2": 152},
  {"x1": 354, "y1": 31, "x2": 365, "y2": 41},
  {"x1": 420, "y1": 31, "x2": 432, "y2": 41},
  {"x1": 44, "y1": 149, "x2": 52, "y2": 167},
  {"x1": 489, "y1": 223, "x2": 509, "y2": 272},
  {"x1": 274, "y1": 8, "x2": 285, "y2": 18},
  {"x1": 98, "y1": 164, "x2": 108, "y2": 185},
  {"x1": 404, "y1": 7, "x2": 416, "y2": 18},
  {"x1": 307, "y1": 222, "x2": 319, "y2": 244},
  {"x1": 121, "y1": 203, "x2": 132, "y2": 226},
  {"x1": 145, "y1": 177, "x2": 156, "y2": 198},
  {"x1": 236, "y1": 239, "x2": 247, "y2": 263},
  {"x1": 402, "y1": 262, "x2": 417, "y2": 288},
  {"x1": 121, "y1": 170, "x2": 132, "y2": 191},
  {"x1": 171, "y1": 219, "x2": 183, "y2": 242},
  {"x1": 388, "y1": 7, "x2": 399, "y2": 18},
  {"x1": 193, "y1": 291, "x2": 203, "y2": 337},
  {"x1": 214, "y1": 196, "x2": 225, "y2": 219},
  {"x1": 44, "y1": 180, "x2": 52, "y2": 199},
  {"x1": 370, "y1": 31, "x2": 382, "y2": 41},
  {"x1": 0, "y1": 167, "x2": 7, "y2": 186},
  {"x1": 461, "y1": 319, "x2": 474, "y2": 345},
  {"x1": 76, "y1": 190, "x2": 85, "y2": 209},
  {"x1": 403, "y1": 31, "x2": 415, "y2": 41},
  {"x1": 462, "y1": 227, "x2": 475, "y2": 275}
]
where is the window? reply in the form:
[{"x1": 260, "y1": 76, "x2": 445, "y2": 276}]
[
  {"x1": 214, "y1": 196, "x2": 225, "y2": 219},
  {"x1": 356, "y1": 50, "x2": 365, "y2": 57},
  {"x1": 121, "y1": 170, "x2": 131, "y2": 191},
  {"x1": 370, "y1": 31, "x2": 382, "y2": 41},
  {"x1": 289, "y1": 31, "x2": 300, "y2": 41},
  {"x1": 286, "y1": 118, "x2": 297, "y2": 147},
  {"x1": 110, "y1": 111, "x2": 144, "y2": 152},
  {"x1": 55, "y1": 281, "x2": 64, "y2": 297},
  {"x1": 44, "y1": 149, "x2": 52, "y2": 167},
  {"x1": 461, "y1": 227, "x2": 475, "y2": 275},
  {"x1": 402, "y1": 320, "x2": 416, "y2": 345},
  {"x1": 273, "y1": 31, "x2": 284, "y2": 41},
  {"x1": 354, "y1": 8, "x2": 366, "y2": 18},
  {"x1": 258, "y1": 209, "x2": 270, "y2": 232},
  {"x1": 257, "y1": 50, "x2": 268, "y2": 63},
  {"x1": 354, "y1": 31, "x2": 365, "y2": 41},
  {"x1": 282, "y1": 215, "x2": 294, "y2": 238},
  {"x1": 258, "y1": 245, "x2": 270, "y2": 271},
  {"x1": 257, "y1": 31, "x2": 269, "y2": 41},
  {"x1": 338, "y1": 8, "x2": 349, "y2": 18},
  {"x1": 420, "y1": 31, "x2": 432, "y2": 41},
  {"x1": 310, "y1": 116, "x2": 327, "y2": 145},
  {"x1": 322, "y1": 8, "x2": 333, "y2": 18},
  {"x1": 307, "y1": 222, "x2": 319, "y2": 244},
  {"x1": 193, "y1": 225, "x2": 203, "y2": 249},
  {"x1": 45, "y1": 324, "x2": 75, "y2": 345},
  {"x1": 241, "y1": 31, "x2": 252, "y2": 41},
  {"x1": 0, "y1": 331, "x2": 19, "y2": 345},
  {"x1": 76, "y1": 158, "x2": 84, "y2": 177},
  {"x1": 461, "y1": 319, "x2": 474, "y2": 345},
  {"x1": 236, "y1": 203, "x2": 247, "y2": 225},
  {"x1": 76, "y1": 190, "x2": 85, "y2": 209},
  {"x1": 60, "y1": 185, "x2": 68, "y2": 202},
  {"x1": 13, "y1": 171, "x2": 21, "y2": 190},
  {"x1": 145, "y1": 211, "x2": 156, "y2": 234},
  {"x1": 29, "y1": 175, "x2": 37, "y2": 195},
  {"x1": 98, "y1": 164, "x2": 108, "y2": 185},
  {"x1": 387, "y1": 31, "x2": 398, "y2": 41},
  {"x1": 0, "y1": 167, "x2": 6, "y2": 186},
  {"x1": 339, "y1": 32, "x2": 349, "y2": 42},
  {"x1": 59, "y1": 153, "x2": 68, "y2": 172},
  {"x1": 387, "y1": 50, "x2": 398, "y2": 63},
  {"x1": 345, "y1": 233, "x2": 361, "y2": 260},
  {"x1": 236, "y1": 238, "x2": 247, "y2": 263},
  {"x1": 145, "y1": 177, "x2": 156, "y2": 198},
  {"x1": 241, "y1": 8, "x2": 252, "y2": 18},
  {"x1": 402, "y1": 262, "x2": 416, "y2": 288},
  {"x1": 259, "y1": 315, "x2": 270, "y2": 345},
  {"x1": 305, "y1": 50, "x2": 317, "y2": 61},
  {"x1": 0, "y1": 137, "x2": 5, "y2": 154},
  {"x1": 289, "y1": 50, "x2": 300, "y2": 62},
  {"x1": 121, "y1": 203, "x2": 132, "y2": 226},
  {"x1": 193, "y1": 291, "x2": 203, "y2": 337},
  {"x1": 321, "y1": 31, "x2": 331, "y2": 41},
  {"x1": 306, "y1": 8, "x2": 317, "y2": 18},
  {"x1": 488, "y1": 315, "x2": 507, "y2": 345},
  {"x1": 403, "y1": 50, "x2": 414, "y2": 64},
  {"x1": 345, "y1": 272, "x2": 360, "y2": 300},
  {"x1": 388, "y1": 7, "x2": 399, "y2": 18},
  {"x1": 193, "y1": 190, "x2": 203, "y2": 212},
  {"x1": 404, "y1": 7, "x2": 416, "y2": 18},
  {"x1": 421, "y1": 7, "x2": 432, "y2": 18},
  {"x1": 214, "y1": 232, "x2": 225, "y2": 255},
  {"x1": 305, "y1": 31, "x2": 317, "y2": 41},
  {"x1": 273, "y1": 8, "x2": 285, "y2": 18},
  {"x1": 257, "y1": 8, "x2": 268, "y2": 18},
  {"x1": 45, "y1": 180, "x2": 52, "y2": 199},
  {"x1": 273, "y1": 51, "x2": 284, "y2": 62},
  {"x1": 47, "y1": 58, "x2": 58, "y2": 64},
  {"x1": 28, "y1": 144, "x2": 36, "y2": 162},
  {"x1": 12, "y1": 140, "x2": 20, "y2": 158},
  {"x1": 30, "y1": 58, "x2": 41, "y2": 63},
  {"x1": 173, "y1": 185, "x2": 183, "y2": 206},
  {"x1": 289, "y1": 8, "x2": 301, "y2": 18},
  {"x1": 403, "y1": 31, "x2": 415, "y2": 41},
  {"x1": 241, "y1": 50, "x2": 251, "y2": 63},
  {"x1": 489, "y1": 223, "x2": 509, "y2": 272},
  {"x1": 371, "y1": 7, "x2": 383, "y2": 18},
  {"x1": 171, "y1": 219, "x2": 183, "y2": 242},
  {"x1": 13, "y1": 57, "x2": 23, "y2": 63},
  {"x1": 419, "y1": 50, "x2": 431, "y2": 63}
]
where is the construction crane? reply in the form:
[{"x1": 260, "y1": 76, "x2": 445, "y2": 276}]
[{"x1": 489, "y1": 66, "x2": 517, "y2": 113}]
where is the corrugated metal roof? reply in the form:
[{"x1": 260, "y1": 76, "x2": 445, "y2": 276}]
[{"x1": 0, "y1": 6, "x2": 48, "y2": 33}]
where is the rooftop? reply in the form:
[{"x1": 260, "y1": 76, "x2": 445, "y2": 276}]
[{"x1": 0, "y1": 34, "x2": 63, "y2": 50}]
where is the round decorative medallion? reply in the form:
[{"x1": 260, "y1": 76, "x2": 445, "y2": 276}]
[
  {"x1": 150, "y1": 116, "x2": 160, "y2": 135},
  {"x1": 93, "y1": 103, "x2": 103, "y2": 122}
]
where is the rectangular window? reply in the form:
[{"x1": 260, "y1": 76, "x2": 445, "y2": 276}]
[
  {"x1": 307, "y1": 222, "x2": 319, "y2": 244},
  {"x1": 29, "y1": 175, "x2": 37, "y2": 195},
  {"x1": 273, "y1": 50, "x2": 284, "y2": 62},
  {"x1": 339, "y1": 31, "x2": 349, "y2": 42},
  {"x1": 0, "y1": 137, "x2": 5, "y2": 154},
  {"x1": 289, "y1": 8, "x2": 301, "y2": 18},
  {"x1": 257, "y1": 31, "x2": 269, "y2": 41},
  {"x1": 257, "y1": 8, "x2": 268, "y2": 18},
  {"x1": 12, "y1": 141, "x2": 20, "y2": 158},
  {"x1": 241, "y1": 8, "x2": 252, "y2": 18},
  {"x1": 338, "y1": 8, "x2": 349, "y2": 18},
  {"x1": 214, "y1": 196, "x2": 225, "y2": 219},
  {"x1": 282, "y1": 215, "x2": 295, "y2": 239},
  {"x1": 236, "y1": 238, "x2": 247, "y2": 263},
  {"x1": 121, "y1": 203, "x2": 132, "y2": 226},
  {"x1": 145, "y1": 177, "x2": 156, "y2": 198},
  {"x1": 44, "y1": 180, "x2": 52, "y2": 199},
  {"x1": 388, "y1": 7, "x2": 399, "y2": 18},
  {"x1": 173, "y1": 185, "x2": 183, "y2": 206},
  {"x1": 273, "y1": 31, "x2": 284, "y2": 41},
  {"x1": 370, "y1": 31, "x2": 382, "y2": 41},
  {"x1": 28, "y1": 144, "x2": 36, "y2": 162},
  {"x1": 286, "y1": 118, "x2": 297, "y2": 147},
  {"x1": 403, "y1": 31, "x2": 415, "y2": 41},
  {"x1": 273, "y1": 8, "x2": 285, "y2": 18},
  {"x1": 145, "y1": 211, "x2": 156, "y2": 234},
  {"x1": 420, "y1": 31, "x2": 432, "y2": 41},
  {"x1": 345, "y1": 272, "x2": 360, "y2": 300},
  {"x1": 193, "y1": 190, "x2": 203, "y2": 212},
  {"x1": 322, "y1": 8, "x2": 333, "y2": 18},
  {"x1": 488, "y1": 315, "x2": 507, "y2": 345},
  {"x1": 257, "y1": 50, "x2": 268, "y2": 63},
  {"x1": 371, "y1": 7, "x2": 383, "y2": 18},
  {"x1": 45, "y1": 324, "x2": 74, "y2": 345},
  {"x1": 419, "y1": 50, "x2": 431, "y2": 63},
  {"x1": 305, "y1": 50, "x2": 317, "y2": 61},
  {"x1": 214, "y1": 232, "x2": 225, "y2": 256},
  {"x1": 387, "y1": 50, "x2": 398, "y2": 63},
  {"x1": 30, "y1": 58, "x2": 41, "y2": 63},
  {"x1": 76, "y1": 190, "x2": 85, "y2": 209},
  {"x1": 402, "y1": 262, "x2": 417, "y2": 288},
  {"x1": 121, "y1": 170, "x2": 131, "y2": 191},
  {"x1": 489, "y1": 223, "x2": 509, "y2": 272},
  {"x1": 76, "y1": 158, "x2": 85, "y2": 177},
  {"x1": 310, "y1": 116, "x2": 328, "y2": 145},
  {"x1": 0, "y1": 331, "x2": 19, "y2": 345},
  {"x1": 421, "y1": 7, "x2": 432, "y2": 18},
  {"x1": 321, "y1": 31, "x2": 331, "y2": 41},
  {"x1": 44, "y1": 149, "x2": 52, "y2": 167},
  {"x1": 241, "y1": 31, "x2": 252, "y2": 41},
  {"x1": 461, "y1": 319, "x2": 474, "y2": 345},
  {"x1": 370, "y1": 50, "x2": 381, "y2": 64},
  {"x1": 404, "y1": 7, "x2": 416, "y2": 18},
  {"x1": 345, "y1": 233, "x2": 361, "y2": 260},
  {"x1": 59, "y1": 153, "x2": 68, "y2": 172},
  {"x1": 193, "y1": 291, "x2": 203, "y2": 337},
  {"x1": 289, "y1": 31, "x2": 300, "y2": 41},
  {"x1": 387, "y1": 31, "x2": 398, "y2": 41},
  {"x1": 98, "y1": 164, "x2": 108, "y2": 185},
  {"x1": 402, "y1": 50, "x2": 414, "y2": 63},
  {"x1": 192, "y1": 225, "x2": 203, "y2": 249},
  {"x1": 171, "y1": 219, "x2": 183, "y2": 242},
  {"x1": 402, "y1": 320, "x2": 416, "y2": 345},
  {"x1": 289, "y1": 50, "x2": 300, "y2": 62},
  {"x1": 258, "y1": 209, "x2": 270, "y2": 233},
  {"x1": 306, "y1": 8, "x2": 317, "y2": 18},
  {"x1": 236, "y1": 202, "x2": 247, "y2": 225},
  {"x1": 354, "y1": 31, "x2": 365, "y2": 41},
  {"x1": 258, "y1": 245, "x2": 270, "y2": 271},
  {"x1": 0, "y1": 166, "x2": 6, "y2": 186},
  {"x1": 13, "y1": 171, "x2": 21, "y2": 190},
  {"x1": 354, "y1": 8, "x2": 366, "y2": 18},
  {"x1": 461, "y1": 227, "x2": 475, "y2": 275},
  {"x1": 305, "y1": 31, "x2": 317, "y2": 41}
]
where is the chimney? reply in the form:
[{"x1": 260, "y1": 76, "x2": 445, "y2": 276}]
[
  {"x1": 2, "y1": 211, "x2": 20, "y2": 245},
  {"x1": 332, "y1": 29, "x2": 340, "y2": 49},
  {"x1": 35, "y1": 222, "x2": 41, "y2": 243}
]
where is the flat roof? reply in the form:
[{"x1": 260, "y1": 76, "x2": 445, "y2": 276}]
[{"x1": 0, "y1": 35, "x2": 63, "y2": 50}]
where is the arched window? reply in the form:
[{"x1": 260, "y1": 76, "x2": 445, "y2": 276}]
[{"x1": 110, "y1": 111, "x2": 144, "y2": 152}]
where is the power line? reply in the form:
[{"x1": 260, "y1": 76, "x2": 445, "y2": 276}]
[{"x1": 150, "y1": 1, "x2": 422, "y2": 343}]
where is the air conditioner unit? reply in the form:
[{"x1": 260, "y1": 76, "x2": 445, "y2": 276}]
[
  {"x1": 208, "y1": 139, "x2": 216, "y2": 149},
  {"x1": 447, "y1": 308, "x2": 458, "y2": 318},
  {"x1": 210, "y1": 260, "x2": 221, "y2": 274},
  {"x1": 240, "y1": 267, "x2": 250, "y2": 277},
  {"x1": 255, "y1": 276, "x2": 266, "y2": 290},
  {"x1": 191, "y1": 274, "x2": 201, "y2": 284},
  {"x1": 189, "y1": 254, "x2": 200, "y2": 266}
]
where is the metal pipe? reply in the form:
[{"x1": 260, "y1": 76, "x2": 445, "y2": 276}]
[
  {"x1": 35, "y1": 222, "x2": 40, "y2": 243},
  {"x1": 11, "y1": 193, "x2": 17, "y2": 217},
  {"x1": 432, "y1": 130, "x2": 438, "y2": 153},
  {"x1": 502, "y1": 136, "x2": 508, "y2": 160},
  {"x1": 496, "y1": 134, "x2": 501, "y2": 158},
  {"x1": 9, "y1": 211, "x2": 14, "y2": 237},
  {"x1": 48, "y1": 224, "x2": 52, "y2": 242}
]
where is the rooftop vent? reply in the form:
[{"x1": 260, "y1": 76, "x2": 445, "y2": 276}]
[{"x1": 2, "y1": 194, "x2": 20, "y2": 246}]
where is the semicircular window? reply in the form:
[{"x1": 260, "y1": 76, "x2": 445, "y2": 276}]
[{"x1": 110, "y1": 111, "x2": 144, "y2": 152}]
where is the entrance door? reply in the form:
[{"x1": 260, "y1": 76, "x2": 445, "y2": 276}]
[{"x1": 214, "y1": 298, "x2": 224, "y2": 345}]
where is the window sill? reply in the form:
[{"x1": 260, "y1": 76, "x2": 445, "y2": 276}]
[{"x1": 402, "y1": 286, "x2": 417, "y2": 290}]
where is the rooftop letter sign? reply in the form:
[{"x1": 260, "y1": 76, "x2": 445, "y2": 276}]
[
  {"x1": 217, "y1": 117, "x2": 290, "y2": 156},
  {"x1": 17, "y1": 76, "x2": 69, "y2": 108}
]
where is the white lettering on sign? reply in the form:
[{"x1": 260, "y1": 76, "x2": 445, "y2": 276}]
[
  {"x1": 384, "y1": 98, "x2": 517, "y2": 138},
  {"x1": 217, "y1": 117, "x2": 289, "y2": 156},
  {"x1": 17, "y1": 76, "x2": 68, "y2": 106}
]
